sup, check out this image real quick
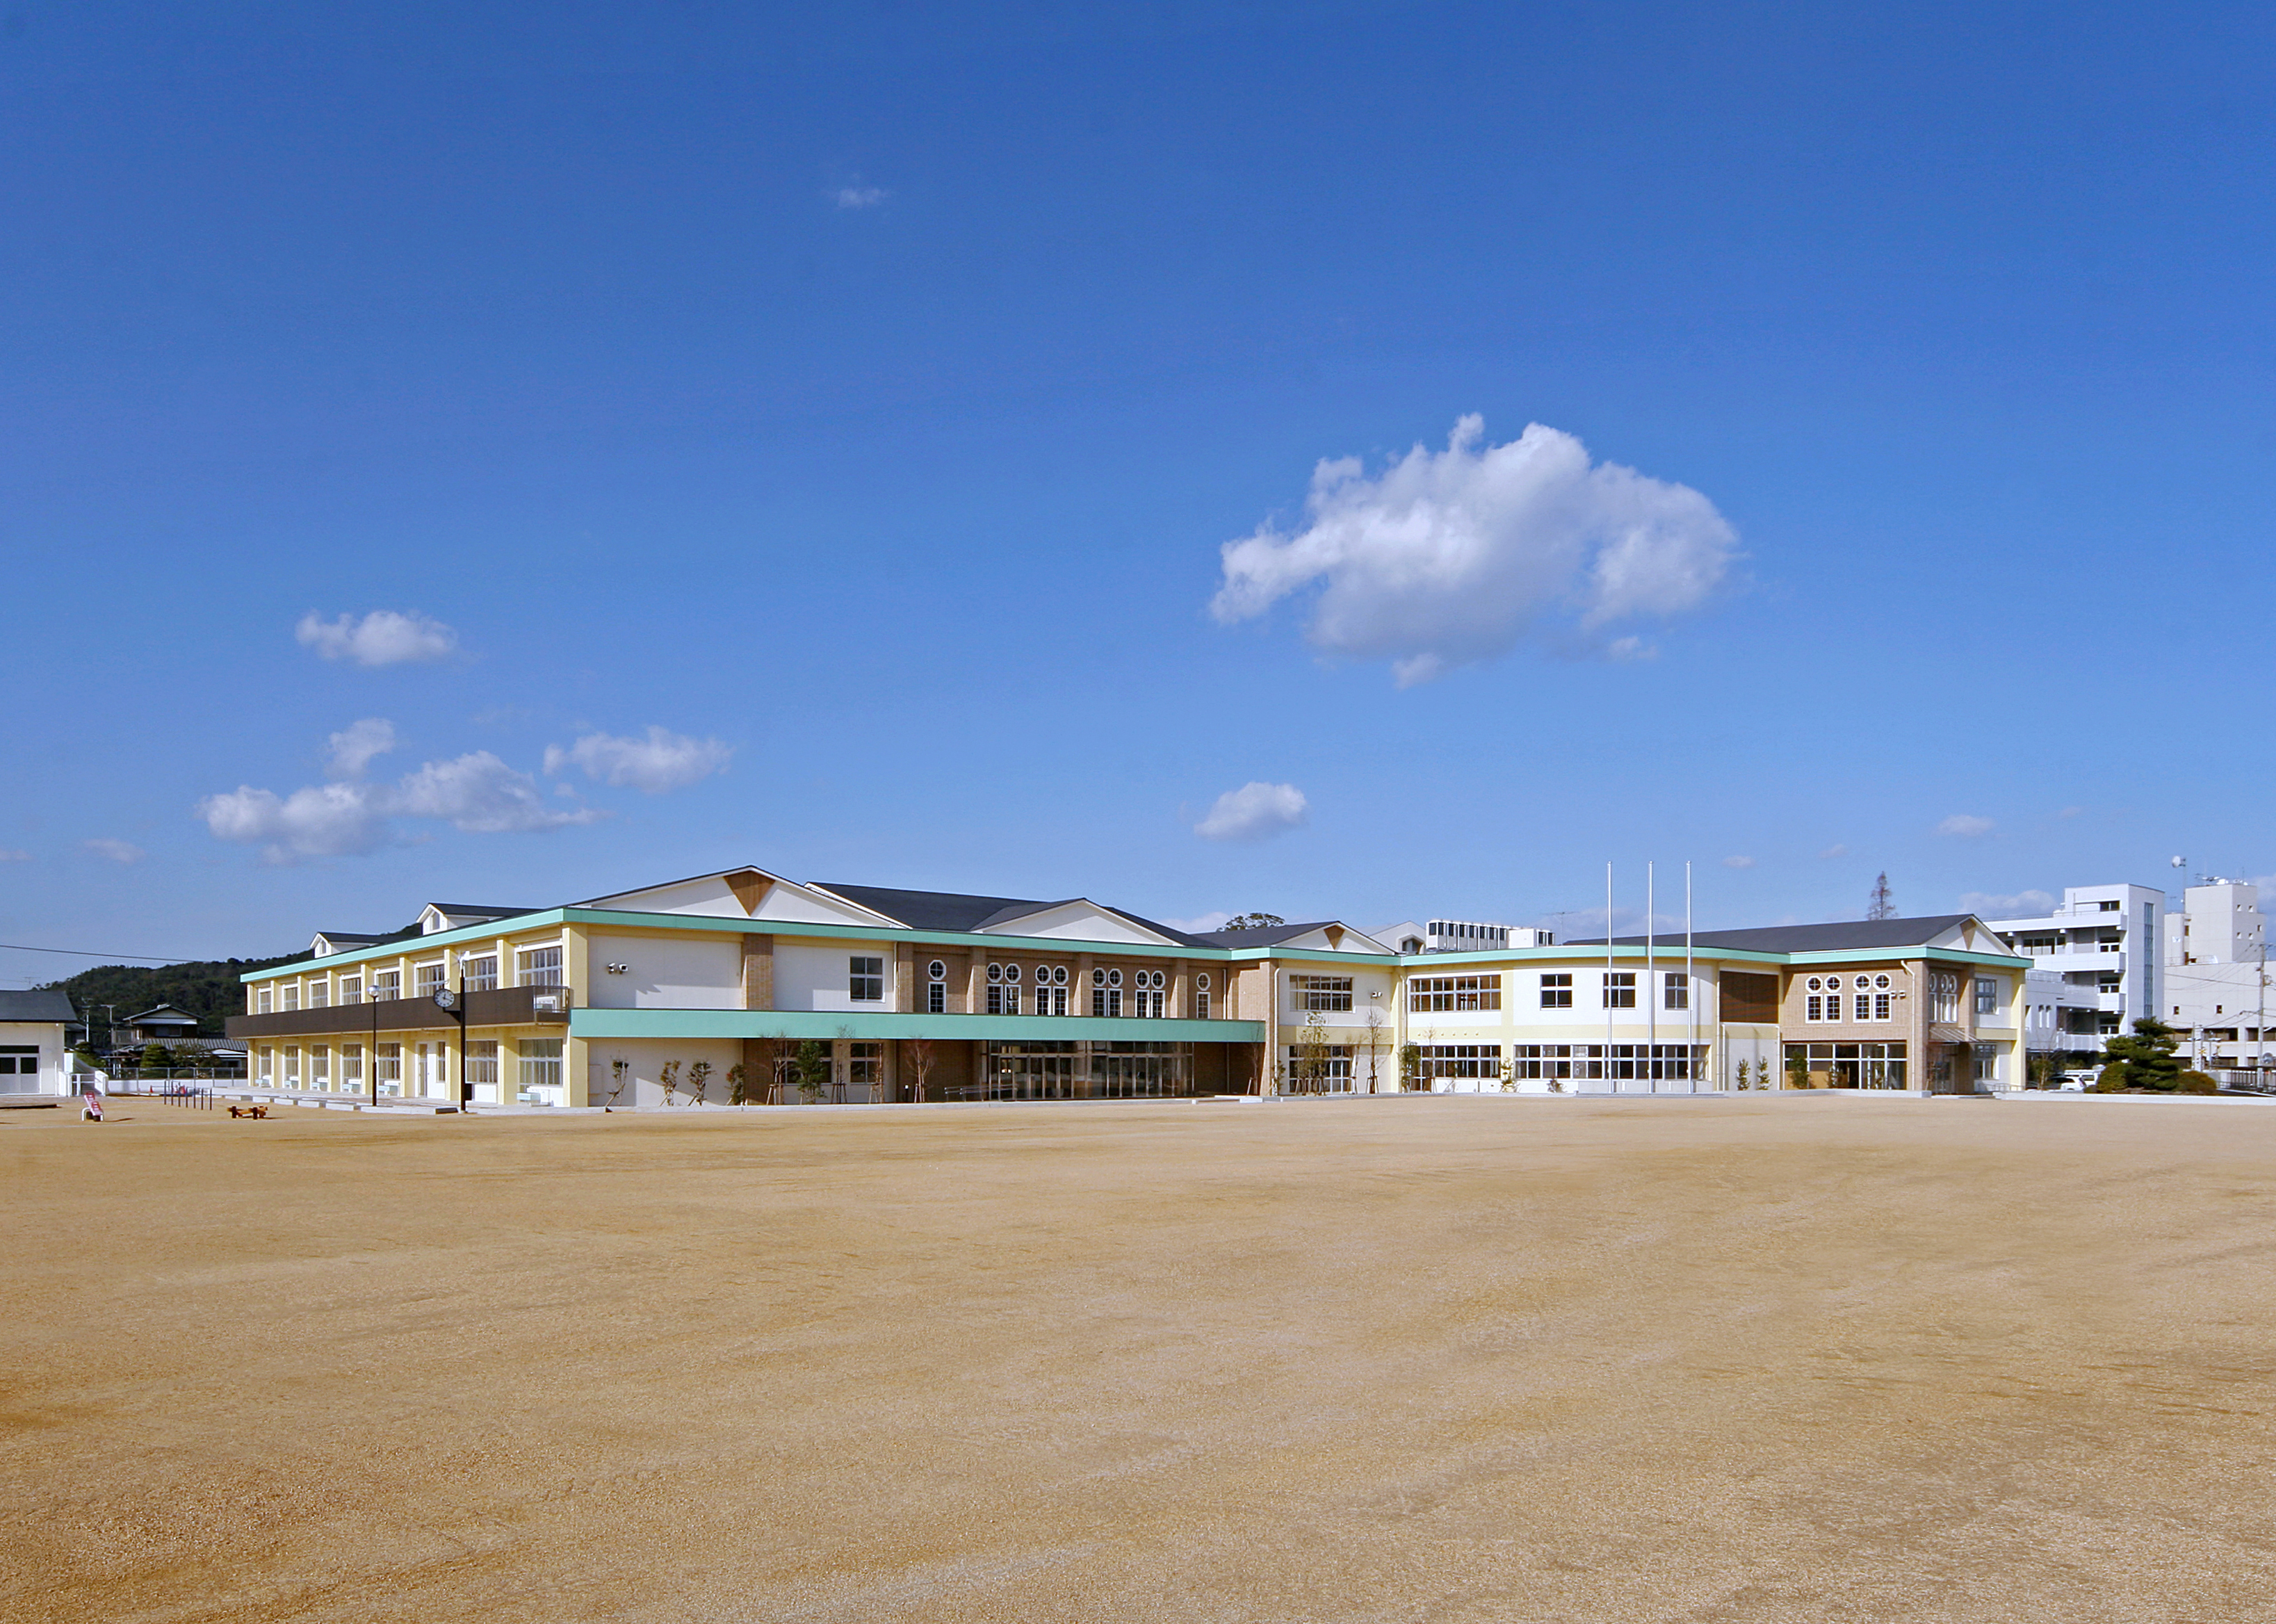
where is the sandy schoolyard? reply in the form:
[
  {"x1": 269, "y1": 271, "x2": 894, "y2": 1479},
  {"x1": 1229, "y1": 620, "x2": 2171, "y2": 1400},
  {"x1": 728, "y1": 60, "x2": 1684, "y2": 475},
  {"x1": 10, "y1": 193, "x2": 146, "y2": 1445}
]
[{"x1": 4, "y1": 1091, "x2": 2274, "y2": 1622}]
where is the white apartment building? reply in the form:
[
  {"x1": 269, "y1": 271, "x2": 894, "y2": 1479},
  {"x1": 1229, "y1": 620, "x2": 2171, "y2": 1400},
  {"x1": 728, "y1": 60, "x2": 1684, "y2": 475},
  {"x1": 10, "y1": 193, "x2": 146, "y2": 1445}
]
[
  {"x1": 2159, "y1": 878, "x2": 2271, "y2": 1081},
  {"x1": 1369, "y1": 919, "x2": 1551, "y2": 955},
  {"x1": 1988, "y1": 883, "x2": 2163, "y2": 1062}
]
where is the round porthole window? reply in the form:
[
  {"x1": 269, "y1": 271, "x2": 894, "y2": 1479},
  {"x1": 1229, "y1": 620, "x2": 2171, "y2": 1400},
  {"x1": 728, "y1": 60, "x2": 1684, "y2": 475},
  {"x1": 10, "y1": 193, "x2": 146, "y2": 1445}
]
[
  {"x1": 1807, "y1": 977, "x2": 1821, "y2": 991},
  {"x1": 1052, "y1": 965, "x2": 1068, "y2": 985},
  {"x1": 1005, "y1": 963, "x2": 1021, "y2": 983},
  {"x1": 1196, "y1": 972, "x2": 1210, "y2": 991},
  {"x1": 987, "y1": 963, "x2": 1002, "y2": 984},
  {"x1": 1875, "y1": 974, "x2": 1890, "y2": 989},
  {"x1": 1108, "y1": 968, "x2": 1123, "y2": 988},
  {"x1": 1152, "y1": 970, "x2": 1166, "y2": 989},
  {"x1": 927, "y1": 960, "x2": 945, "y2": 981},
  {"x1": 1092, "y1": 967, "x2": 1105, "y2": 986}
]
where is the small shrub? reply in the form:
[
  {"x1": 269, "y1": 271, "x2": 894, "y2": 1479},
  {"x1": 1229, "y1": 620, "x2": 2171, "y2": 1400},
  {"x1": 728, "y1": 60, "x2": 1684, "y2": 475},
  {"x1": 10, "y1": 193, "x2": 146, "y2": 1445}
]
[{"x1": 2178, "y1": 1070, "x2": 2220, "y2": 1095}]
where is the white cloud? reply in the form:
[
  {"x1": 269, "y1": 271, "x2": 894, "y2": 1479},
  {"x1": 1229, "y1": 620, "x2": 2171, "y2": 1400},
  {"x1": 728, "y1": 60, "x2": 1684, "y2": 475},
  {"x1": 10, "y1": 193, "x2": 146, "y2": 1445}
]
[
  {"x1": 544, "y1": 727, "x2": 733, "y2": 794},
  {"x1": 83, "y1": 838, "x2": 145, "y2": 864},
  {"x1": 834, "y1": 186, "x2": 887, "y2": 209},
  {"x1": 201, "y1": 744, "x2": 598, "y2": 863},
  {"x1": 1937, "y1": 814, "x2": 1996, "y2": 838},
  {"x1": 1960, "y1": 889, "x2": 2056, "y2": 918},
  {"x1": 2057, "y1": 806, "x2": 2084, "y2": 819},
  {"x1": 199, "y1": 782, "x2": 394, "y2": 863},
  {"x1": 325, "y1": 717, "x2": 398, "y2": 779},
  {"x1": 1194, "y1": 781, "x2": 1309, "y2": 841},
  {"x1": 1819, "y1": 843, "x2": 1849, "y2": 859},
  {"x1": 1722, "y1": 855, "x2": 1756, "y2": 869},
  {"x1": 0, "y1": 848, "x2": 27, "y2": 862},
  {"x1": 1210, "y1": 416, "x2": 1739, "y2": 685},
  {"x1": 295, "y1": 610, "x2": 459, "y2": 667},
  {"x1": 1163, "y1": 910, "x2": 1235, "y2": 934}
]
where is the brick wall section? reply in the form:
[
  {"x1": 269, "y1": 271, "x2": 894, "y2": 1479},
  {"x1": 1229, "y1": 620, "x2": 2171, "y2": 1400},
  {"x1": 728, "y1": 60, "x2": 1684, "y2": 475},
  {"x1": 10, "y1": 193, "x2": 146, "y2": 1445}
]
[{"x1": 741, "y1": 934, "x2": 774, "y2": 1011}]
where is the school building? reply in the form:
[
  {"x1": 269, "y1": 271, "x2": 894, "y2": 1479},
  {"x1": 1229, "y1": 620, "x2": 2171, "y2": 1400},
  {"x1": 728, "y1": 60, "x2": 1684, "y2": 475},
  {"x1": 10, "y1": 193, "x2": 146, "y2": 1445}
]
[{"x1": 222, "y1": 863, "x2": 2031, "y2": 1107}]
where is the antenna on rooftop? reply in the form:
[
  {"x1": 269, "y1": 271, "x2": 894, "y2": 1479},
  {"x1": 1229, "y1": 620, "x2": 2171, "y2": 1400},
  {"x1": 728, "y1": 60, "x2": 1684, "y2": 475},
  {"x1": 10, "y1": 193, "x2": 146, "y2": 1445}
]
[{"x1": 1866, "y1": 872, "x2": 1896, "y2": 921}]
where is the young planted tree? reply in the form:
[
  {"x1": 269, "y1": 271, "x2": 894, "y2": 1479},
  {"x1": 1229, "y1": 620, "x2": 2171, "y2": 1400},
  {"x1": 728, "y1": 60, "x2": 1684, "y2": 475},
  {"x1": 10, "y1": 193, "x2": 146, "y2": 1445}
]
[
  {"x1": 659, "y1": 1059, "x2": 681, "y2": 1107},
  {"x1": 605, "y1": 1057, "x2": 630, "y2": 1107},
  {"x1": 1362, "y1": 1006, "x2": 1389, "y2": 1094},
  {"x1": 1294, "y1": 1009, "x2": 1332, "y2": 1094},
  {"x1": 1732, "y1": 1059, "x2": 1750, "y2": 1091},
  {"x1": 685, "y1": 1059, "x2": 712, "y2": 1106},
  {"x1": 1785, "y1": 1052, "x2": 1810, "y2": 1091},
  {"x1": 726, "y1": 1062, "x2": 749, "y2": 1106},
  {"x1": 902, "y1": 1036, "x2": 936, "y2": 1104},
  {"x1": 1398, "y1": 1042, "x2": 1422, "y2": 1093}
]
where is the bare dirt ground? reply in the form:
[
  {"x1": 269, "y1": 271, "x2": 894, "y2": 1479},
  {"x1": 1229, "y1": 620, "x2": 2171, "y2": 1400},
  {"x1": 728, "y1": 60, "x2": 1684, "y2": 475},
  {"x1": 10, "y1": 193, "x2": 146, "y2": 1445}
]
[{"x1": 6, "y1": 1094, "x2": 2276, "y2": 1623}]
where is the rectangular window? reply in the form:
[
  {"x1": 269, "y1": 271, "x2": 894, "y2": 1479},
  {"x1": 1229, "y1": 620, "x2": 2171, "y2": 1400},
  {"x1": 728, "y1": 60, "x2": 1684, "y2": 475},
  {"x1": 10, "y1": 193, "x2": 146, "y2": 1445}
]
[
  {"x1": 307, "y1": 980, "x2": 329, "y2": 1009},
  {"x1": 848, "y1": 1041, "x2": 884, "y2": 1094},
  {"x1": 1285, "y1": 1044, "x2": 1355, "y2": 1092},
  {"x1": 1807, "y1": 995, "x2": 1825, "y2": 1022},
  {"x1": 1107, "y1": 989, "x2": 1123, "y2": 1018},
  {"x1": 1541, "y1": 973, "x2": 1572, "y2": 1009},
  {"x1": 282, "y1": 984, "x2": 300, "y2": 1012},
  {"x1": 462, "y1": 955, "x2": 498, "y2": 993},
  {"x1": 0, "y1": 1048, "x2": 35, "y2": 1075},
  {"x1": 518, "y1": 1039, "x2": 563, "y2": 1101},
  {"x1": 1663, "y1": 972, "x2": 1688, "y2": 1011},
  {"x1": 1874, "y1": 993, "x2": 1892, "y2": 1021},
  {"x1": 257, "y1": 986, "x2": 273, "y2": 1014},
  {"x1": 987, "y1": 984, "x2": 1016, "y2": 1015},
  {"x1": 1410, "y1": 975, "x2": 1503, "y2": 1013},
  {"x1": 371, "y1": 969, "x2": 401, "y2": 1000},
  {"x1": 1974, "y1": 1043, "x2": 1997, "y2": 1082},
  {"x1": 1853, "y1": 995, "x2": 1872, "y2": 1021},
  {"x1": 927, "y1": 980, "x2": 947, "y2": 1014},
  {"x1": 1930, "y1": 971, "x2": 1960, "y2": 1024},
  {"x1": 375, "y1": 1043, "x2": 402, "y2": 1095},
  {"x1": 1194, "y1": 991, "x2": 1210, "y2": 1020},
  {"x1": 1417, "y1": 1044, "x2": 1502, "y2": 1082},
  {"x1": 465, "y1": 1040, "x2": 499, "y2": 1091},
  {"x1": 1603, "y1": 972, "x2": 1636, "y2": 1009},
  {"x1": 311, "y1": 1047, "x2": 330, "y2": 1089},
  {"x1": 339, "y1": 975, "x2": 361, "y2": 1005},
  {"x1": 258, "y1": 1046, "x2": 273, "y2": 1082},
  {"x1": 414, "y1": 963, "x2": 446, "y2": 996},
  {"x1": 341, "y1": 1044, "x2": 364, "y2": 1093},
  {"x1": 1975, "y1": 977, "x2": 1998, "y2": 1015},
  {"x1": 850, "y1": 956, "x2": 885, "y2": 1002},
  {"x1": 517, "y1": 947, "x2": 562, "y2": 987},
  {"x1": 284, "y1": 1046, "x2": 300, "y2": 1086},
  {"x1": 1041, "y1": 985, "x2": 1068, "y2": 1016},
  {"x1": 1292, "y1": 975, "x2": 1354, "y2": 1012}
]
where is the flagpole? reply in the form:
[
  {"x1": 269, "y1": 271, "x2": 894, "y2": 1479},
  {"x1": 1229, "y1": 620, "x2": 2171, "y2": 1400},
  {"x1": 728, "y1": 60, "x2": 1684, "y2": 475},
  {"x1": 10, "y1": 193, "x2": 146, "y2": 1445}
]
[
  {"x1": 1686, "y1": 860, "x2": 1697, "y2": 1092},
  {"x1": 1646, "y1": 861, "x2": 1656, "y2": 1093},
  {"x1": 1604, "y1": 861, "x2": 1613, "y2": 1094}
]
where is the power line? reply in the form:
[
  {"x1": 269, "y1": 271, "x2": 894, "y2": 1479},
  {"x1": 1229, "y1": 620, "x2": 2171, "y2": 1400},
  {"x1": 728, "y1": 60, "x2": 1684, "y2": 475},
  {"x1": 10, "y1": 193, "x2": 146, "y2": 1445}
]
[{"x1": 0, "y1": 942, "x2": 204, "y2": 964}]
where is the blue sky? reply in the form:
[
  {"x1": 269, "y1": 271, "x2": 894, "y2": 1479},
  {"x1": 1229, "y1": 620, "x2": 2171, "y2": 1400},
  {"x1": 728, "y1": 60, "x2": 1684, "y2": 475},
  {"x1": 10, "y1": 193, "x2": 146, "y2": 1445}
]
[{"x1": 6, "y1": 1, "x2": 2274, "y2": 978}]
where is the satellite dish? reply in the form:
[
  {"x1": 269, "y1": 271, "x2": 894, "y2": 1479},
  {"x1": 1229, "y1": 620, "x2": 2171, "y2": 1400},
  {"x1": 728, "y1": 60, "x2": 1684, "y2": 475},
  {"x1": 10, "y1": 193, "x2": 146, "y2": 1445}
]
[{"x1": 2171, "y1": 856, "x2": 2187, "y2": 869}]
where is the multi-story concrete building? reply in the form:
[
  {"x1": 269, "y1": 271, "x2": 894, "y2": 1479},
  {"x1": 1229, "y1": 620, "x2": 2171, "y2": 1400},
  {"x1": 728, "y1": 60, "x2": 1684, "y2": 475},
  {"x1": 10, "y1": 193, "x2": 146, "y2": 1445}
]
[
  {"x1": 1987, "y1": 884, "x2": 2164, "y2": 1064},
  {"x1": 226, "y1": 864, "x2": 2030, "y2": 1104},
  {"x1": 2152, "y1": 879, "x2": 2272, "y2": 1080},
  {"x1": 2162, "y1": 877, "x2": 2266, "y2": 968}
]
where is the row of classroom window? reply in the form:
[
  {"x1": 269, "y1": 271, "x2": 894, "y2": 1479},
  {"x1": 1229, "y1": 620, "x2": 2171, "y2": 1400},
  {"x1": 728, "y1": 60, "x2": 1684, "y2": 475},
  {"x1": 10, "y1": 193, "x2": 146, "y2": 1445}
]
[
  {"x1": 1292, "y1": 1042, "x2": 1711, "y2": 1085},
  {"x1": 255, "y1": 948, "x2": 561, "y2": 1012},
  {"x1": 254, "y1": 1039, "x2": 563, "y2": 1095}
]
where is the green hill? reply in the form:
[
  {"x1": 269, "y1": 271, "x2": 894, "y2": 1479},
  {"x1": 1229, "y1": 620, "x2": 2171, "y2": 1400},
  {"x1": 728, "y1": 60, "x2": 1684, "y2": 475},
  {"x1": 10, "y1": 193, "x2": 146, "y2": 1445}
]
[{"x1": 41, "y1": 952, "x2": 309, "y2": 1038}]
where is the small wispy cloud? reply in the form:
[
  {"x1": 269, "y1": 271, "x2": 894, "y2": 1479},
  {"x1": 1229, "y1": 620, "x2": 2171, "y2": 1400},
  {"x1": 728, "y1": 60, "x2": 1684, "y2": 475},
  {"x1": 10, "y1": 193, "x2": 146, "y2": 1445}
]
[
  {"x1": 325, "y1": 717, "x2": 398, "y2": 779},
  {"x1": 84, "y1": 838, "x2": 145, "y2": 864},
  {"x1": 0, "y1": 848, "x2": 31, "y2": 862},
  {"x1": 1937, "y1": 814, "x2": 1995, "y2": 838},
  {"x1": 1721, "y1": 855, "x2": 1755, "y2": 869},
  {"x1": 1819, "y1": 843, "x2": 1848, "y2": 859},
  {"x1": 543, "y1": 727, "x2": 733, "y2": 794},
  {"x1": 1961, "y1": 889, "x2": 2056, "y2": 918},
  {"x1": 1194, "y1": 781, "x2": 1309, "y2": 842},
  {"x1": 834, "y1": 185, "x2": 888, "y2": 210},
  {"x1": 2056, "y1": 806, "x2": 2084, "y2": 818},
  {"x1": 296, "y1": 610, "x2": 458, "y2": 667}
]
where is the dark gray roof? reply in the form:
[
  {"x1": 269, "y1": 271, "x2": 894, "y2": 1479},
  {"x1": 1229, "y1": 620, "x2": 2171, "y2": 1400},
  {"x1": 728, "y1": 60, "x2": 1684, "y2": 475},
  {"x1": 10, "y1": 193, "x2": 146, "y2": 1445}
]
[
  {"x1": 429, "y1": 904, "x2": 543, "y2": 920},
  {"x1": 0, "y1": 989, "x2": 77, "y2": 1023},
  {"x1": 818, "y1": 884, "x2": 1217, "y2": 947},
  {"x1": 1570, "y1": 914, "x2": 1982, "y2": 955},
  {"x1": 124, "y1": 1004, "x2": 200, "y2": 1026},
  {"x1": 1192, "y1": 920, "x2": 1347, "y2": 949},
  {"x1": 817, "y1": 884, "x2": 1051, "y2": 933}
]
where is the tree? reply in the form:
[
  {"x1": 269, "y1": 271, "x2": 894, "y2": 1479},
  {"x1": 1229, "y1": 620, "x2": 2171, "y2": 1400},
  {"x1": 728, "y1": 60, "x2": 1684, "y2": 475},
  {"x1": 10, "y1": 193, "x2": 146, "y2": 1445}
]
[
  {"x1": 1867, "y1": 873, "x2": 1896, "y2": 920},
  {"x1": 726, "y1": 1062, "x2": 748, "y2": 1105},
  {"x1": 2026, "y1": 1052, "x2": 2064, "y2": 1091},
  {"x1": 605, "y1": 1057, "x2": 630, "y2": 1107},
  {"x1": 1786, "y1": 1051, "x2": 1810, "y2": 1091},
  {"x1": 2093, "y1": 1018, "x2": 2195, "y2": 1092},
  {"x1": 140, "y1": 1042, "x2": 170, "y2": 1075},
  {"x1": 685, "y1": 1059, "x2": 712, "y2": 1106},
  {"x1": 902, "y1": 1036, "x2": 937, "y2": 1103},
  {"x1": 1361, "y1": 1007, "x2": 1388, "y2": 1094},
  {"x1": 659, "y1": 1059, "x2": 681, "y2": 1107},
  {"x1": 1293, "y1": 1009, "x2": 1331, "y2": 1094},
  {"x1": 792, "y1": 1040, "x2": 831, "y2": 1103},
  {"x1": 1397, "y1": 1042, "x2": 1421, "y2": 1092},
  {"x1": 1224, "y1": 913, "x2": 1285, "y2": 930},
  {"x1": 1733, "y1": 1059, "x2": 1750, "y2": 1091}
]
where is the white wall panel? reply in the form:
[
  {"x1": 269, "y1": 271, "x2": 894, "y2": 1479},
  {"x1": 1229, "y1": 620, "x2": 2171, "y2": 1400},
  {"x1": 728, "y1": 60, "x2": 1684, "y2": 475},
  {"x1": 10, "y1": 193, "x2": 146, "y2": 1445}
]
[{"x1": 586, "y1": 934, "x2": 742, "y2": 1009}]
